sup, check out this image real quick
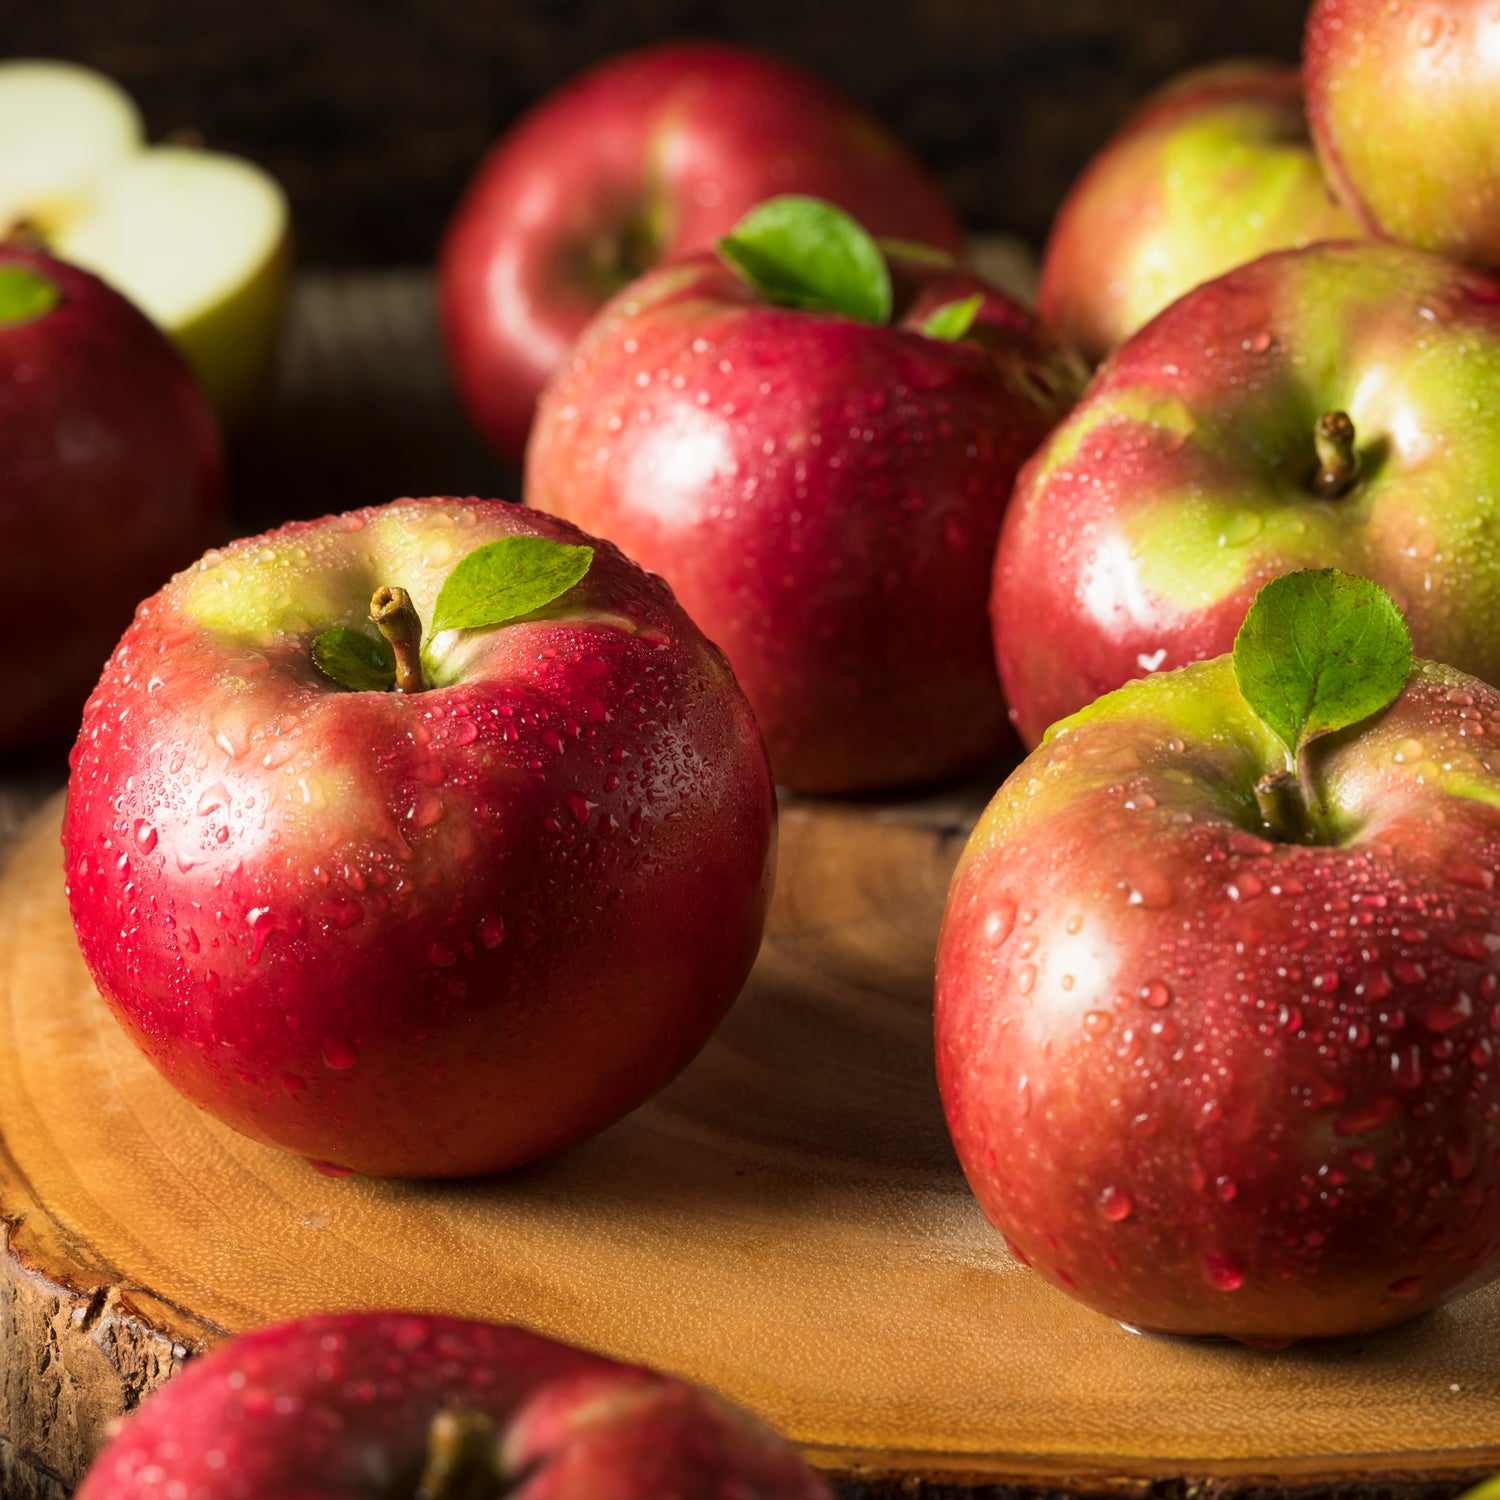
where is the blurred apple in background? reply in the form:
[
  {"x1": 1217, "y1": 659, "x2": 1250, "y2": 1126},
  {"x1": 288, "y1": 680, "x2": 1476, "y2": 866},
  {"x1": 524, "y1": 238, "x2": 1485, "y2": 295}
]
[
  {"x1": 0, "y1": 244, "x2": 226, "y2": 752},
  {"x1": 996, "y1": 240, "x2": 1500, "y2": 748},
  {"x1": 0, "y1": 59, "x2": 290, "y2": 429},
  {"x1": 1040, "y1": 61, "x2": 1359, "y2": 364},
  {"x1": 528, "y1": 197, "x2": 1081, "y2": 794},
  {"x1": 1306, "y1": 0, "x2": 1500, "y2": 269},
  {"x1": 440, "y1": 42, "x2": 965, "y2": 466}
]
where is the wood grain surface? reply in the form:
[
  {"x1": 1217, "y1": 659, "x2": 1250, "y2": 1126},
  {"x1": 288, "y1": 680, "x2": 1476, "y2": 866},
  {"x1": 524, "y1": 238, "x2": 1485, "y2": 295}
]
[{"x1": 4, "y1": 794, "x2": 1500, "y2": 1499}]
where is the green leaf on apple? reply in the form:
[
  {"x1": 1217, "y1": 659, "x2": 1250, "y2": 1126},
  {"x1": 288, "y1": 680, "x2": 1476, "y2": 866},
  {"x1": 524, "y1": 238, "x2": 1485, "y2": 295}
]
[
  {"x1": 312, "y1": 628, "x2": 397, "y2": 693},
  {"x1": 1232, "y1": 568, "x2": 1412, "y2": 762},
  {"x1": 919, "y1": 293, "x2": 984, "y2": 342},
  {"x1": 0, "y1": 265, "x2": 61, "y2": 326},
  {"x1": 428, "y1": 536, "x2": 594, "y2": 638},
  {"x1": 717, "y1": 195, "x2": 892, "y2": 325}
]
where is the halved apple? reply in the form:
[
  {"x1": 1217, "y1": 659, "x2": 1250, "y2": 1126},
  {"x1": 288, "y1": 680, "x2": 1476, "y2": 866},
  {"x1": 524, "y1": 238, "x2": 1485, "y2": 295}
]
[{"x1": 0, "y1": 59, "x2": 289, "y2": 430}]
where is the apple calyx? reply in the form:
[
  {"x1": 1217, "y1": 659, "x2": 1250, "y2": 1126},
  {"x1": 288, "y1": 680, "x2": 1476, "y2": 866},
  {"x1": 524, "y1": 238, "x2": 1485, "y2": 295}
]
[
  {"x1": 415, "y1": 1409, "x2": 513, "y2": 1500},
  {"x1": 1310, "y1": 409, "x2": 1360, "y2": 499},
  {"x1": 583, "y1": 213, "x2": 663, "y2": 296},
  {"x1": 1231, "y1": 568, "x2": 1412, "y2": 843},
  {"x1": 372, "y1": 585, "x2": 425, "y2": 693}
]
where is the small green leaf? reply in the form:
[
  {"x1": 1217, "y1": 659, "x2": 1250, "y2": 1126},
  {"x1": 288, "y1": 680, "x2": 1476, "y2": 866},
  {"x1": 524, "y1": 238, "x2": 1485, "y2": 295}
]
[
  {"x1": 1232, "y1": 569, "x2": 1413, "y2": 760},
  {"x1": 919, "y1": 293, "x2": 984, "y2": 342},
  {"x1": 429, "y1": 536, "x2": 594, "y2": 638},
  {"x1": 718, "y1": 195, "x2": 892, "y2": 325},
  {"x1": 0, "y1": 265, "x2": 60, "y2": 326},
  {"x1": 313, "y1": 628, "x2": 397, "y2": 693}
]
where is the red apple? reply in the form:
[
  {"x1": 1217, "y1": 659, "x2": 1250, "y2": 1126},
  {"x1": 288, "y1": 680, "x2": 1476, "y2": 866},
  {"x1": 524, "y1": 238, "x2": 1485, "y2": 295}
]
[
  {"x1": 995, "y1": 239, "x2": 1500, "y2": 749},
  {"x1": 1040, "y1": 60, "x2": 1360, "y2": 364},
  {"x1": 439, "y1": 42, "x2": 964, "y2": 465},
  {"x1": 1306, "y1": 0, "x2": 1500, "y2": 269},
  {"x1": 63, "y1": 497, "x2": 775, "y2": 1179},
  {"x1": 938, "y1": 572, "x2": 1500, "y2": 1343},
  {"x1": 0, "y1": 243, "x2": 225, "y2": 750},
  {"x1": 527, "y1": 201, "x2": 1081, "y2": 793},
  {"x1": 74, "y1": 1311, "x2": 831, "y2": 1499}
]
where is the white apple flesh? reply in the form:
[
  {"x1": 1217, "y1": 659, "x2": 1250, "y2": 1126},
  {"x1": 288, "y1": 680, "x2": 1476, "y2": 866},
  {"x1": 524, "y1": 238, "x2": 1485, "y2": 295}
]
[{"x1": 0, "y1": 60, "x2": 290, "y2": 429}]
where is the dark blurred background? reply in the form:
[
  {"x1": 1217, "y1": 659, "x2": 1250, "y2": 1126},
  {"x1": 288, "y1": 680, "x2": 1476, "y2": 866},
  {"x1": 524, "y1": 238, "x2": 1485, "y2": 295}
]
[{"x1": 11, "y1": 0, "x2": 1311, "y2": 262}]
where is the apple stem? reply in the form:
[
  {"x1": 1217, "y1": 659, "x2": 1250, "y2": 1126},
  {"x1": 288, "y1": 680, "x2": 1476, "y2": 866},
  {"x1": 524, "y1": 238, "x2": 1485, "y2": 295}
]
[
  {"x1": 415, "y1": 1409, "x2": 507, "y2": 1500},
  {"x1": 371, "y1": 586, "x2": 425, "y2": 693},
  {"x1": 1253, "y1": 769, "x2": 1305, "y2": 843},
  {"x1": 1311, "y1": 410, "x2": 1359, "y2": 499},
  {"x1": 2, "y1": 218, "x2": 48, "y2": 250}
]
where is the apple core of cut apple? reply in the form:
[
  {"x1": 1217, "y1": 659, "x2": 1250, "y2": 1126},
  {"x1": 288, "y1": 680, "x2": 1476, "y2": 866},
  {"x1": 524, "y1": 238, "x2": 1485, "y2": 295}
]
[
  {"x1": 0, "y1": 60, "x2": 289, "y2": 429},
  {"x1": 62, "y1": 498, "x2": 776, "y2": 1179},
  {"x1": 936, "y1": 654, "x2": 1500, "y2": 1343}
]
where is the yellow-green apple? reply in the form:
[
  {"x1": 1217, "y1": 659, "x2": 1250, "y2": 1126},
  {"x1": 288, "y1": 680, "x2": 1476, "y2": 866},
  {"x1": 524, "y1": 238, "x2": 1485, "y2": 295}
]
[
  {"x1": 527, "y1": 197, "x2": 1082, "y2": 794},
  {"x1": 62, "y1": 498, "x2": 775, "y2": 1179},
  {"x1": 74, "y1": 1311, "x2": 830, "y2": 1499},
  {"x1": 939, "y1": 570, "x2": 1500, "y2": 1343},
  {"x1": 0, "y1": 59, "x2": 290, "y2": 428},
  {"x1": 0, "y1": 244, "x2": 226, "y2": 751},
  {"x1": 1040, "y1": 61, "x2": 1359, "y2": 364},
  {"x1": 1306, "y1": 0, "x2": 1500, "y2": 269},
  {"x1": 439, "y1": 42, "x2": 964, "y2": 466},
  {"x1": 995, "y1": 239, "x2": 1500, "y2": 749}
]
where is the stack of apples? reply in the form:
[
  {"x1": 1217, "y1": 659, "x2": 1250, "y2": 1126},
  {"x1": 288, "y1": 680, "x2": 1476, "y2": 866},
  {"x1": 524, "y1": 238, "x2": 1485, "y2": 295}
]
[{"x1": 37, "y1": 5, "x2": 1500, "y2": 1490}]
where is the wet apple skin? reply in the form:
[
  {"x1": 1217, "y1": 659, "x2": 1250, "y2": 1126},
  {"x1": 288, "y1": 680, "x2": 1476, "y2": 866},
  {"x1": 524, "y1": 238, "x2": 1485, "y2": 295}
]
[
  {"x1": 63, "y1": 499, "x2": 776, "y2": 1179},
  {"x1": 937, "y1": 656, "x2": 1500, "y2": 1342}
]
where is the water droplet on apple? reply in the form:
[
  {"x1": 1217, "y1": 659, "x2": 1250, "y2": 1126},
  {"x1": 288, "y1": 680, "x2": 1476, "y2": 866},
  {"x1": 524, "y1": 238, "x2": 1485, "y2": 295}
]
[
  {"x1": 1097, "y1": 1185, "x2": 1134, "y2": 1220},
  {"x1": 409, "y1": 790, "x2": 445, "y2": 829},
  {"x1": 984, "y1": 900, "x2": 1017, "y2": 945},
  {"x1": 1125, "y1": 869, "x2": 1173, "y2": 908},
  {"x1": 450, "y1": 720, "x2": 479, "y2": 746},
  {"x1": 1216, "y1": 1175, "x2": 1238, "y2": 1202},
  {"x1": 1141, "y1": 980, "x2": 1172, "y2": 1009},
  {"x1": 1016, "y1": 964, "x2": 1037, "y2": 996},
  {"x1": 132, "y1": 820, "x2": 158, "y2": 854},
  {"x1": 321, "y1": 1038, "x2": 358, "y2": 1070},
  {"x1": 423, "y1": 538, "x2": 454, "y2": 567},
  {"x1": 1203, "y1": 1252, "x2": 1245, "y2": 1291},
  {"x1": 1391, "y1": 738, "x2": 1426, "y2": 763},
  {"x1": 197, "y1": 783, "x2": 229, "y2": 816},
  {"x1": 1450, "y1": 1129, "x2": 1477, "y2": 1180},
  {"x1": 1390, "y1": 1045, "x2": 1424, "y2": 1089},
  {"x1": 1423, "y1": 991, "x2": 1475, "y2": 1033},
  {"x1": 478, "y1": 912, "x2": 505, "y2": 948},
  {"x1": 1218, "y1": 510, "x2": 1263, "y2": 546}
]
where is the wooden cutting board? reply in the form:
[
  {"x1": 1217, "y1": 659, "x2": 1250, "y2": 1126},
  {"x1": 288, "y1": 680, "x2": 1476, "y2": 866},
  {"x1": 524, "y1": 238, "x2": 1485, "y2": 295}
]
[{"x1": 3, "y1": 793, "x2": 1500, "y2": 1499}]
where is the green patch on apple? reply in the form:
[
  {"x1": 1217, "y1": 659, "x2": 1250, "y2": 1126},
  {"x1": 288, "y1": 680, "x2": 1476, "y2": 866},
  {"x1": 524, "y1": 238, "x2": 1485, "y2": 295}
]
[{"x1": 0, "y1": 264, "x2": 60, "y2": 325}]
